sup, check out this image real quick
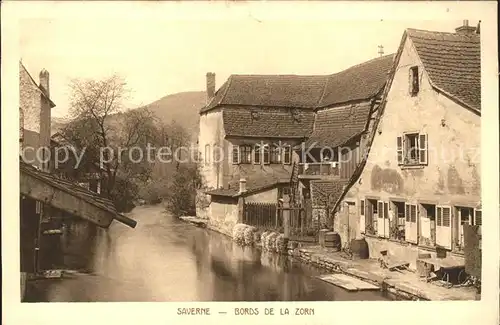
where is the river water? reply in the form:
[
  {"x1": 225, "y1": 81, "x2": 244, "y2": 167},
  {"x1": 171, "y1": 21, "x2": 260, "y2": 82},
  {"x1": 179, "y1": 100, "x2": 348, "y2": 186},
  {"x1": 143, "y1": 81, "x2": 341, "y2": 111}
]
[{"x1": 25, "y1": 205, "x2": 391, "y2": 302}]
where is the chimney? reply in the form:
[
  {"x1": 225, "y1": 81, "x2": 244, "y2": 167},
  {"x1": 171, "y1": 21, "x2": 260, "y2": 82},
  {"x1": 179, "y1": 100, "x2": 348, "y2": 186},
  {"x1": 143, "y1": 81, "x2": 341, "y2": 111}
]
[
  {"x1": 39, "y1": 69, "x2": 50, "y2": 97},
  {"x1": 455, "y1": 20, "x2": 476, "y2": 35},
  {"x1": 206, "y1": 72, "x2": 215, "y2": 102},
  {"x1": 239, "y1": 178, "x2": 247, "y2": 194}
]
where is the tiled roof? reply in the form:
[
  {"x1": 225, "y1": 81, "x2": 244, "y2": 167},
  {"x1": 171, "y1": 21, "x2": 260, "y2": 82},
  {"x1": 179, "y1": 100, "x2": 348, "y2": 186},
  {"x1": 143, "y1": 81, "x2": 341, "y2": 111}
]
[
  {"x1": 407, "y1": 28, "x2": 481, "y2": 111},
  {"x1": 223, "y1": 107, "x2": 315, "y2": 138},
  {"x1": 310, "y1": 180, "x2": 347, "y2": 207},
  {"x1": 206, "y1": 168, "x2": 291, "y2": 197},
  {"x1": 201, "y1": 55, "x2": 393, "y2": 113},
  {"x1": 20, "y1": 160, "x2": 134, "y2": 227},
  {"x1": 305, "y1": 101, "x2": 372, "y2": 148},
  {"x1": 202, "y1": 75, "x2": 329, "y2": 112},
  {"x1": 318, "y1": 54, "x2": 394, "y2": 107}
]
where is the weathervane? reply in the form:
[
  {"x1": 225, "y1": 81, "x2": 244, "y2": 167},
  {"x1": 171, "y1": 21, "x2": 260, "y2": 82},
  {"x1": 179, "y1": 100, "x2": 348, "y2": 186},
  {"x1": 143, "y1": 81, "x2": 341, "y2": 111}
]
[{"x1": 378, "y1": 45, "x2": 384, "y2": 57}]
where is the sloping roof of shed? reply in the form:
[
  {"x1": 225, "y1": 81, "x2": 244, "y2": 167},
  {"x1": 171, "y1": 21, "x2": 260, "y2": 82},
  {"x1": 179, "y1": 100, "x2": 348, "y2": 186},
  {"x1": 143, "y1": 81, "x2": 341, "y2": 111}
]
[{"x1": 310, "y1": 180, "x2": 347, "y2": 207}]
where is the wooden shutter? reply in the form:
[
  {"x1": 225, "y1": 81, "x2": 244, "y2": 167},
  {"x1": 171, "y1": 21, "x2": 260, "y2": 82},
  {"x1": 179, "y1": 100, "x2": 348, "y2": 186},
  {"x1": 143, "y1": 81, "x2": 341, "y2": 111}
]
[
  {"x1": 360, "y1": 200, "x2": 365, "y2": 216},
  {"x1": 378, "y1": 201, "x2": 384, "y2": 218},
  {"x1": 397, "y1": 136, "x2": 404, "y2": 165},
  {"x1": 263, "y1": 144, "x2": 270, "y2": 164},
  {"x1": 474, "y1": 209, "x2": 482, "y2": 226},
  {"x1": 410, "y1": 204, "x2": 417, "y2": 223},
  {"x1": 283, "y1": 145, "x2": 292, "y2": 164},
  {"x1": 384, "y1": 202, "x2": 389, "y2": 219},
  {"x1": 253, "y1": 144, "x2": 261, "y2": 164},
  {"x1": 436, "y1": 207, "x2": 442, "y2": 226},
  {"x1": 232, "y1": 145, "x2": 240, "y2": 164},
  {"x1": 419, "y1": 133, "x2": 428, "y2": 165},
  {"x1": 405, "y1": 203, "x2": 410, "y2": 222}
]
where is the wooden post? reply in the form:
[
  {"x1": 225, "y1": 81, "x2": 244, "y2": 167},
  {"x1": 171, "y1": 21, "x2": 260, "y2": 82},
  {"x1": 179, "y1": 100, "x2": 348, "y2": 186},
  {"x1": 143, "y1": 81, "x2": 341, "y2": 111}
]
[
  {"x1": 35, "y1": 201, "x2": 44, "y2": 274},
  {"x1": 282, "y1": 195, "x2": 290, "y2": 240}
]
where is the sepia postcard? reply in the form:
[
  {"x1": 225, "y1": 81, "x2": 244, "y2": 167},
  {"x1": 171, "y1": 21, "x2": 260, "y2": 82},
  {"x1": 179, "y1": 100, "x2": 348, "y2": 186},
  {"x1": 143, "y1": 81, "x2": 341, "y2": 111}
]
[{"x1": 2, "y1": 1, "x2": 499, "y2": 325}]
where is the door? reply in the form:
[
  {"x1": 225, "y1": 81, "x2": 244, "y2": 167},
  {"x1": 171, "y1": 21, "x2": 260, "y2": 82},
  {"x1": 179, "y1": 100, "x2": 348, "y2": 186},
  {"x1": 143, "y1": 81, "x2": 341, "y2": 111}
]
[
  {"x1": 359, "y1": 200, "x2": 365, "y2": 235},
  {"x1": 405, "y1": 204, "x2": 418, "y2": 243},
  {"x1": 436, "y1": 206, "x2": 452, "y2": 249}
]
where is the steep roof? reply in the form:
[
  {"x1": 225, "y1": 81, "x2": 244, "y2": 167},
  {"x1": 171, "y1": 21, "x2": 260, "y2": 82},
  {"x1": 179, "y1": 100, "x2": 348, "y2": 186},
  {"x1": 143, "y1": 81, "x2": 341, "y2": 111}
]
[
  {"x1": 318, "y1": 54, "x2": 394, "y2": 107},
  {"x1": 19, "y1": 61, "x2": 56, "y2": 108},
  {"x1": 223, "y1": 107, "x2": 315, "y2": 138},
  {"x1": 305, "y1": 101, "x2": 372, "y2": 148},
  {"x1": 407, "y1": 28, "x2": 481, "y2": 112},
  {"x1": 200, "y1": 55, "x2": 394, "y2": 114},
  {"x1": 310, "y1": 180, "x2": 347, "y2": 207}
]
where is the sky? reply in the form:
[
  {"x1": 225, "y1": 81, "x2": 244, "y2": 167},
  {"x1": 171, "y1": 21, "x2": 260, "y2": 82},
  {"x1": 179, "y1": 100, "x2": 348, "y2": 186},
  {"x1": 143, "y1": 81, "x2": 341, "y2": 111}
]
[{"x1": 19, "y1": 18, "x2": 468, "y2": 118}]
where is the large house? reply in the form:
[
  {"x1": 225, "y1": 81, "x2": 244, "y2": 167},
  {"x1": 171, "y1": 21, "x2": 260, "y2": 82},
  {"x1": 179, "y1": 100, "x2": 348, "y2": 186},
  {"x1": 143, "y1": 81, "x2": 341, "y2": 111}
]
[
  {"x1": 332, "y1": 21, "x2": 481, "y2": 268},
  {"x1": 197, "y1": 55, "x2": 394, "y2": 236}
]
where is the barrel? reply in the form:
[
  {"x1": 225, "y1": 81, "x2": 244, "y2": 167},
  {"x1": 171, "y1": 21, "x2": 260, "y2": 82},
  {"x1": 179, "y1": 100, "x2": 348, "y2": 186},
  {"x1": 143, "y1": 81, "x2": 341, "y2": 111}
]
[
  {"x1": 324, "y1": 232, "x2": 341, "y2": 252},
  {"x1": 350, "y1": 238, "x2": 369, "y2": 259}
]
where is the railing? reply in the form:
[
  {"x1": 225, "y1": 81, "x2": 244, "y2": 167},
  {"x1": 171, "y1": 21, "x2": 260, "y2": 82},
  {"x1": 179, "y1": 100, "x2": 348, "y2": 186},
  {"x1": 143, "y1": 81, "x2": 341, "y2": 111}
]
[
  {"x1": 298, "y1": 163, "x2": 340, "y2": 176},
  {"x1": 243, "y1": 202, "x2": 281, "y2": 229}
]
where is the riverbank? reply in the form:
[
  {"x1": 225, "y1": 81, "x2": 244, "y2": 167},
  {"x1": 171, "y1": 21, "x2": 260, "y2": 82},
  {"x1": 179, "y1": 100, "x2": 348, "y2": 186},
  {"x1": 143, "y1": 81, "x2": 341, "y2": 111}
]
[{"x1": 184, "y1": 219, "x2": 479, "y2": 301}]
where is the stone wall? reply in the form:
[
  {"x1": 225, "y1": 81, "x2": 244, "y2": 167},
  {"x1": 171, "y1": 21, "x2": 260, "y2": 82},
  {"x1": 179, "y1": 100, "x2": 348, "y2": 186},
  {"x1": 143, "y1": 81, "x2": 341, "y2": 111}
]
[{"x1": 208, "y1": 196, "x2": 239, "y2": 236}]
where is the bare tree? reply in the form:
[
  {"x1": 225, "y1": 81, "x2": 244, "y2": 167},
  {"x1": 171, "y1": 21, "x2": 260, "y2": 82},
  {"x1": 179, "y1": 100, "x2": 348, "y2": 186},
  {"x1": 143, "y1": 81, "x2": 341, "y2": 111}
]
[{"x1": 64, "y1": 75, "x2": 157, "y2": 197}]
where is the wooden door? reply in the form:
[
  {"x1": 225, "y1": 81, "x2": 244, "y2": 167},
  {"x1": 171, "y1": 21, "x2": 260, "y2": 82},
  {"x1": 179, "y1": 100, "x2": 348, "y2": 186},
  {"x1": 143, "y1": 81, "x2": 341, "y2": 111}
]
[
  {"x1": 405, "y1": 204, "x2": 418, "y2": 243},
  {"x1": 377, "y1": 201, "x2": 390, "y2": 238},
  {"x1": 436, "y1": 206, "x2": 452, "y2": 249}
]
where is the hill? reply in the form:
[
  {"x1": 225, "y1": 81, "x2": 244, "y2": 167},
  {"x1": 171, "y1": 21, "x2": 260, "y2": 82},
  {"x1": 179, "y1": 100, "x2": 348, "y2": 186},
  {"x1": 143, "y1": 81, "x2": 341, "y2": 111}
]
[
  {"x1": 136, "y1": 91, "x2": 206, "y2": 142},
  {"x1": 51, "y1": 91, "x2": 207, "y2": 141}
]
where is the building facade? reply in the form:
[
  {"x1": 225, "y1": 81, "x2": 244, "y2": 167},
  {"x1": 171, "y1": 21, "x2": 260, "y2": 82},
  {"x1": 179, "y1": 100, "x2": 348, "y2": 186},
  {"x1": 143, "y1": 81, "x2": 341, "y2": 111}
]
[{"x1": 333, "y1": 22, "x2": 481, "y2": 268}]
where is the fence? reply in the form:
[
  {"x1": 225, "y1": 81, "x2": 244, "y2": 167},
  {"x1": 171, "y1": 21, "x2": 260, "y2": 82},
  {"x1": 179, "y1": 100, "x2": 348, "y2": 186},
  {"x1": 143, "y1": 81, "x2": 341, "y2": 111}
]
[
  {"x1": 243, "y1": 202, "x2": 313, "y2": 239},
  {"x1": 243, "y1": 202, "x2": 281, "y2": 229}
]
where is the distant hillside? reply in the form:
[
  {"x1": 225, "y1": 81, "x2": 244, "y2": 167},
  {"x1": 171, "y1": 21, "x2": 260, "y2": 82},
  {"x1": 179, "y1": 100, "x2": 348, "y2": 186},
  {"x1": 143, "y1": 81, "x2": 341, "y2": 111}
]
[
  {"x1": 51, "y1": 91, "x2": 207, "y2": 141},
  {"x1": 137, "y1": 91, "x2": 206, "y2": 142}
]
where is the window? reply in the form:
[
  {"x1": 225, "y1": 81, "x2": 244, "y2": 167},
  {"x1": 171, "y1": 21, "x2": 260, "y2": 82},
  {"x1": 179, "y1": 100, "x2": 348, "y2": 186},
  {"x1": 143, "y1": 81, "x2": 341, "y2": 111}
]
[
  {"x1": 270, "y1": 144, "x2": 281, "y2": 164},
  {"x1": 283, "y1": 145, "x2": 292, "y2": 164},
  {"x1": 232, "y1": 145, "x2": 239, "y2": 164},
  {"x1": 405, "y1": 204, "x2": 417, "y2": 223},
  {"x1": 240, "y1": 145, "x2": 252, "y2": 164},
  {"x1": 474, "y1": 209, "x2": 482, "y2": 226},
  {"x1": 397, "y1": 132, "x2": 428, "y2": 166},
  {"x1": 360, "y1": 200, "x2": 365, "y2": 216},
  {"x1": 410, "y1": 66, "x2": 419, "y2": 96},
  {"x1": 253, "y1": 144, "x2": 261, "y2": 164},
  {"x1": 263, "y1": 144, "x2": 270, "y2": 164}
]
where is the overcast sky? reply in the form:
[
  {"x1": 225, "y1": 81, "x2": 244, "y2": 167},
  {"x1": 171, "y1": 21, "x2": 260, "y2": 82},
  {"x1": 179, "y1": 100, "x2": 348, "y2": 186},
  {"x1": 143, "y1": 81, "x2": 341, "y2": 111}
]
[{"x1": 20, "y1": 18, "x2": 467, "y2": 118}]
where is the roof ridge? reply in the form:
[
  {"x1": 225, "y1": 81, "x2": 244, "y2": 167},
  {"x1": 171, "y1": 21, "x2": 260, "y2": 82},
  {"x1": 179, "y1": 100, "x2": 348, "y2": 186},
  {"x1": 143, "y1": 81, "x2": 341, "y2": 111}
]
[
  {"x1": 406, "y1": 27, "x2": 480, "y2": 38},
  {"x1": 330, "y1": 54, "x2": 395, "y2": 77}
]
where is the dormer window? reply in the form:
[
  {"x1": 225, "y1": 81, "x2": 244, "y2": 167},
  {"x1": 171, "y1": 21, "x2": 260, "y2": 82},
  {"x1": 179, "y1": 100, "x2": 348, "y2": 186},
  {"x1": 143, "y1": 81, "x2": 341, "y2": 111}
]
[{"x1": 409, "y1": 66, "x2": 419, "y2": 96}]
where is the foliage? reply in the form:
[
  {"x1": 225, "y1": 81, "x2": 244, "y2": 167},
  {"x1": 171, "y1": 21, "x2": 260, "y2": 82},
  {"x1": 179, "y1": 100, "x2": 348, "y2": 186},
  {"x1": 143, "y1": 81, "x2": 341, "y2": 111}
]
[
  {"x1": 163, "y1": 163, "x2": 201, "y2": 217},
  {"x1": 109, "y1": 176, "x2": 139, "y2": 213}
]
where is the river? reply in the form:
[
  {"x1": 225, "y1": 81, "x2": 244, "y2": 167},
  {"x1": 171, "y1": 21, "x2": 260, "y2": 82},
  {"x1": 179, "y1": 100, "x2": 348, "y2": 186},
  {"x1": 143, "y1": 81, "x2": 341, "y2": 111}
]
[{"x1": 25, "y1": 205, "x2": 392, "y2": 302}]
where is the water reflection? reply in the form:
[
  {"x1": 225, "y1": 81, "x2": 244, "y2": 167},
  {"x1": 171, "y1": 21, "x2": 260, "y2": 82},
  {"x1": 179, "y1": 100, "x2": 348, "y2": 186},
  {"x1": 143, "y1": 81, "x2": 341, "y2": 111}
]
[{"x1": 25, "y1": 206, "x2": 391, "y2": 302}]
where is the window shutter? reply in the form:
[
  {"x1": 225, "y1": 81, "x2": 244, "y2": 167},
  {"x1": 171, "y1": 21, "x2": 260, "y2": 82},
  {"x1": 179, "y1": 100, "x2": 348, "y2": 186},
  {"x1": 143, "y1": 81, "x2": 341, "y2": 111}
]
[
  {"x1": 442, "y1": 207, "x2": 451, "y2": 227},
  {"x1": 263, "y1": 144, "x2": 270, "y2": 164},
  {"x1": 419, "y1": 133, "x2": 428, "y2": 165},
  {"x1": 384, "y1": 202, "x2": 389, "y2": 219},
  {"x1": 283, "y1": 145, "x2": 292, "y2": 164},
  {"x1": 410, "y1": 204, "x2": 417, "y2": 223},
  {"x1": 436, "y1": 207, "x2": 442, "y2": 226},
  {"x1": 360, "y1": 200, "x2": 365, "y2": 216},
  {"x1": 253, "y1": 144, "x2": 261, "y2": 164},
  {"x1": 378, "y1": 201, "x2": 384, "y2": 219},
  {"x1": 397, "y1": 136, "x2": 404, "y2": 165},
  {"x1": 405, "y1": 203, "x2": 410, "y2": 222},
  {"x1": 232, "y1": 145, "x2": 240, "y2": 164},
  {"x1": 474, "y1": 209, "x2": 482, "y2": 226}
]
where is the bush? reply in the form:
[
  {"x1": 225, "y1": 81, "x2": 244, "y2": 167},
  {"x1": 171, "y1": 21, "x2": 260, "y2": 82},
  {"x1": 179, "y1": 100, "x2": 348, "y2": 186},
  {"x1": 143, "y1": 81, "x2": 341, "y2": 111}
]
[
  {"x1": 164, "y1": 163, "x2": 201, "y2": 216},
  {"x1": 109, "y1": 177, "x2": 139, "y2": 213}
]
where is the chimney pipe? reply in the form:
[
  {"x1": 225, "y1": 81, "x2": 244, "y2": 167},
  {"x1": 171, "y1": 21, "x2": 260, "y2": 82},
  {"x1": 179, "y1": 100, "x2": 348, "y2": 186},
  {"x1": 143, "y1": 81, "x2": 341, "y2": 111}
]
[
  {"x1": 455, "y1": 20, "x2": 476, "y2": 35},
  {"x1": 239, "y1": 178, "x2": 247, "y2": 194},
  {"x1": 206, "y1": 72, "x2": 216, "y2": 102},
  {"x1": 39, "y1": 69, "x2": 50, "y2": 97}
]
